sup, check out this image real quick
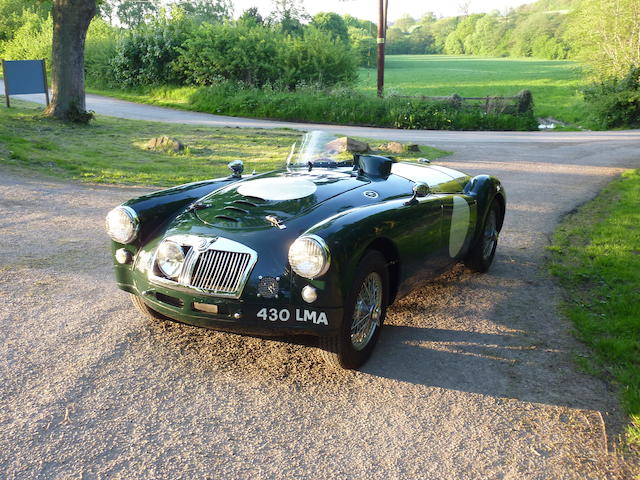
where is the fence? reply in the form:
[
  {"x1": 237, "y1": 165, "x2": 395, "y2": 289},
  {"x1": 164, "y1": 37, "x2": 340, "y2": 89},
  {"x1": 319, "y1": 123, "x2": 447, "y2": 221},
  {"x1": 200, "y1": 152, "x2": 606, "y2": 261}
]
[{"x1": 391, "y1": 89, "x2": 533, "y2": 115}]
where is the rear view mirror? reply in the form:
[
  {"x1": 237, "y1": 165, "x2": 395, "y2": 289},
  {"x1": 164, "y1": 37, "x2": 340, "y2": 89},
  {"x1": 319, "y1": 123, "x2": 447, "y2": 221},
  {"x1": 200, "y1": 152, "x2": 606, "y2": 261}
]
[
  {"x1": 405, "y1": 182, "x2": 430, "y2": 206},
  {"x1": 228, "y1": 160, "x2": 244, "y2": 178}
]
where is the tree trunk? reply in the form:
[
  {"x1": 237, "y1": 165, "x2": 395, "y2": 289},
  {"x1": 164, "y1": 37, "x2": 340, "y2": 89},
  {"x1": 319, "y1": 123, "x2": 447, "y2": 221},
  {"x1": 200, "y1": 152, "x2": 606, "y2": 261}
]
[{"x1": 44, "y1": 0, "x2": 96, "y2": 122}]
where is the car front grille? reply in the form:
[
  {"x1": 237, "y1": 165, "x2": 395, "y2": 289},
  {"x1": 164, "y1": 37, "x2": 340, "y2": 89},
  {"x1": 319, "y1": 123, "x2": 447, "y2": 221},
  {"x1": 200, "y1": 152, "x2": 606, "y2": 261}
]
[
  {"x1": 149, "y1": 235, "x2": 258, "y2": 299},
  {"x1": 189, "y1": 250, "x2": 252, "y2": 295}
]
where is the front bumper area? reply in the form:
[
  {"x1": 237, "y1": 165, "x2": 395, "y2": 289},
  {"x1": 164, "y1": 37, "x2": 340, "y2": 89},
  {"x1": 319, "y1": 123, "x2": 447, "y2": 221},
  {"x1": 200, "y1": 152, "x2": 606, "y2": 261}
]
[{"x1": 126, "y1": 282, "x2": 343, "y2": 336}]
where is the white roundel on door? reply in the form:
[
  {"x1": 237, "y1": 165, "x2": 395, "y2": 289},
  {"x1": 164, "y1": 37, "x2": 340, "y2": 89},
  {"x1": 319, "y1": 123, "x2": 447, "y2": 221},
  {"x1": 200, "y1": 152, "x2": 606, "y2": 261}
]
[{"x1": 449, "y1": 196, "x2": 470, "y2": 258}]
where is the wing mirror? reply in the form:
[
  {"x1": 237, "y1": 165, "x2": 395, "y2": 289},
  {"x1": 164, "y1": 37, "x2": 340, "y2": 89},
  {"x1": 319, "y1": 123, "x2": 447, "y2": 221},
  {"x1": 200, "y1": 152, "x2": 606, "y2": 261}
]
[
  {"x1": 228, "y1": 160, "x2": 244, "y2": 178},
  {"x1": 405, "y1": 182, "x2": 430, "y2": 206}
]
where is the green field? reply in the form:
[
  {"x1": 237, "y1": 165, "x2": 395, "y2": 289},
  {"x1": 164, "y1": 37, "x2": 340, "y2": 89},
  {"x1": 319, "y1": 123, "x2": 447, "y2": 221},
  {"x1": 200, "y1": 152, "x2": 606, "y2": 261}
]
[{"x1": 358, "y1": 55, "x2": 588, "y2": 125}]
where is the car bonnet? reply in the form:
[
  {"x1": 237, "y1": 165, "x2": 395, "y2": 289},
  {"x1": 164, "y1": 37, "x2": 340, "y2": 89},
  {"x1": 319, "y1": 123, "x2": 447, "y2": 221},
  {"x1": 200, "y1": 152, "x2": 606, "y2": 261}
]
[{"x1": 173, "y1": 169, "x2": 370, "y2": 231}]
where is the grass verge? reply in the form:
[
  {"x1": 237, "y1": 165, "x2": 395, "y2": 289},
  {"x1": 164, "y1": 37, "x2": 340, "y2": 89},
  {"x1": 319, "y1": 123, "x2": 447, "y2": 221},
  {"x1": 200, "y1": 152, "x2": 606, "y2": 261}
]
[
  {"x1": 0, "y1": 102, "x2": 449, "y2": 186},
  {"x1": 548, "y1": 170, "x2": 640, "y2": 449}
]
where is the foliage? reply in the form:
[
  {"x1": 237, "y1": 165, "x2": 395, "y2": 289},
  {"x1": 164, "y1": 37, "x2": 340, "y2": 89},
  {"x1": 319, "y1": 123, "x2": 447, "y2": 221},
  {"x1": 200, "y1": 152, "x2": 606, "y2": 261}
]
[
  {"x1": 565, "y1": 0, "x2": 640, "y2": 80},
  {"x1": 0, "y1": 10, "x2": 52, "y2": 62},
  {"x1": 279, "y1": 27, "x2": 358, "y2": 88},
  {"x1": 384, "y1": 0, "x2": 575, "y2": 60},
  {"x1": 268, "y1": 0, "x2": 307, "y2": 35},
  {"x1": 311, "y1": 12, "x2": 349, "y2": 43},
  {"x1": 176, "y1": 23, "x2": 358, "y2": 89},
  {"x1": 175, "y1": 23, "x2": 281, "y2": 87},
  {"x1": 90, "y1": 79, "x2": 537, "y2": 131},
  {"x1": 84, "y1": 18, "x2": 120, "y2": 86},
  {"x1": 0, "y1": 0, "x2": 50, "y2": 45},
  {"x1": 110, "y1": 12, "x2": 192, "y2": 88},
  {"x1": 237, "y1": 7, "x2": 264, "y2": 27},
  {"x1": 343, "y1": 14, "x2": 376, "y2": 67},
  {"x1": 172, "y1": 0, "x2": 232, "y2": 24},
  {"x1": 385, "y1": 14, "x2": 438, "y2": 55},
  {"x1": 583, "y1": 67, "x2": 640, "y2": 128},
  {"x1": 116, "y1": 0, "x2": 160, "y2": 29},
  {"x1": 549, "y1": 168, "x2": 640, "y2": 449}
]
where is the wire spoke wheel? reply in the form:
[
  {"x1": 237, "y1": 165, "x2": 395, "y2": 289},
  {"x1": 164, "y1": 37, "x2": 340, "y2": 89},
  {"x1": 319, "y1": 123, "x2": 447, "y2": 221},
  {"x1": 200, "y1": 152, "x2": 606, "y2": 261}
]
[
  {"x1": 482, "y1": 209, "x2": 498, "y2": 260},
  {"x1": 317, "y1": 250, "x2": 388, "y2": 369},
  {"x1": 350, "y1": 272, "x2": 383, "y2": 351},
  {"x1": 464, "y1": 199, "x2": 502, "y2": 273}
]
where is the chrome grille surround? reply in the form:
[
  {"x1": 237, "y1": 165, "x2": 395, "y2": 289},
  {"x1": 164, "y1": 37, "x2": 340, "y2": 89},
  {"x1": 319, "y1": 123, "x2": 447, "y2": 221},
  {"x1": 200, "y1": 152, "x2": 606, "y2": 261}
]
[{"x1": 149, "y1": 235, "x2": 258, "y2": 299}]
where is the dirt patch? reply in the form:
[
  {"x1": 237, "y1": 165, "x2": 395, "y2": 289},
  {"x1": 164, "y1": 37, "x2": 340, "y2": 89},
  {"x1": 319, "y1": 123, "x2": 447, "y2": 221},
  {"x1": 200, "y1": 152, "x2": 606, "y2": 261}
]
[{"x1": 1, "y1": 130, "x2": 639, "y2": 479}]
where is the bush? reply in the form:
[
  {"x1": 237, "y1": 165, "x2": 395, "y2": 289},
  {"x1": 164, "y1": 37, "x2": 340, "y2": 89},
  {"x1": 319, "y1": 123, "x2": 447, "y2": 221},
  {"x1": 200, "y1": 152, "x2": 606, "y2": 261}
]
[
  {"x1": 176, "y1": 23, "x2": 280, "y2": 87},
  {"x1": 110, "y1": 13, "x2": 192, "y2": 87},
  {"x1": 176, "y1": 23, "x2": 358, "y2": 89},
  {"x1": 279, "y1": 27, "x2": 358, "y2": 89},
  {"x1": 584, "y1": 67, "x2": 640, "y2": 128},
  {"x1": 85, "y1": 18, "x2": 120, "y2": 87},
  {"x1": 187, "y1": 82, "x2": 538, "y2": 131},
  {"x1": 1, "y1": 10, "x2": 51, "y2": 62}
]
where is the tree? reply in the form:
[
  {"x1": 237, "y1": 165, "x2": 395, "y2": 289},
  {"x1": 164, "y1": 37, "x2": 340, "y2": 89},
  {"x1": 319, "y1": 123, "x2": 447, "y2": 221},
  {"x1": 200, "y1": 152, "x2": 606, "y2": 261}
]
[
  {"x1": 173, "y1": 0, "x2": 232, "y2": 24},
  {"x1": 43, "y1": 0, "x2": 96, "y2": 122},
  {"x1": 269, "y1": 0, "x2": 308, "y2": 35},
  {"x1": 116, "y1": 0, "x2": 159, "y2": 29},
  {"x1": 311, "y1": 12, "x2": 349, "y2": 43},
  {"x1": 237, "y1": 7, "x2": 264, "y2": 27},
  {"x1": 565, "y1": 0, "x2": 640, "y2": 79}
]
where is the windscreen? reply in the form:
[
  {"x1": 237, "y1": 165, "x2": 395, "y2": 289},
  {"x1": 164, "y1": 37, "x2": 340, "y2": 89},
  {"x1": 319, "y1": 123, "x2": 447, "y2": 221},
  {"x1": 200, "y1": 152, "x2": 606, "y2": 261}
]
[{"x1": 287, "y1": 131, "x2": 355, "y2": 169}]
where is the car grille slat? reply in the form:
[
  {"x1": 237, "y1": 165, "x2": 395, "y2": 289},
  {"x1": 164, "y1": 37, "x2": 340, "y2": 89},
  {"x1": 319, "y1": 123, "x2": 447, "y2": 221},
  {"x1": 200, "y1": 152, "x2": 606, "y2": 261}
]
[
  {"x1": 190, "y1": 249, "x2": 252, "y2": 296},
  {"x1": 232, "y1": 254, "x2": 251, "y2": 292}
]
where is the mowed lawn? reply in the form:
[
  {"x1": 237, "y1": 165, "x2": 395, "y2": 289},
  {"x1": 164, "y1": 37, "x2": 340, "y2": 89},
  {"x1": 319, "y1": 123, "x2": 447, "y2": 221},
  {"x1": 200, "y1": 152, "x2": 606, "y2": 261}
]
[
  {"x1": 358, "y1": 55, "x2": 588, "y2": 125},
  {"x1": 0, "y1": 102, "x2": 448, "y2": 186}
]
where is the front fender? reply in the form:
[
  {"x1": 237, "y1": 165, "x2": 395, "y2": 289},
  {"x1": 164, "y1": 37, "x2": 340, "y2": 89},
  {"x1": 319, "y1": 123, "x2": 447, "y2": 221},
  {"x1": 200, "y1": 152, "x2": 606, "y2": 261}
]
[
  {"x1": 302, "y1": 198, "x2": 410, "y2": 304},
  {"x1": 463, "y1": 175, "x2": 506, "y2": 246},
  {"x1": 119, "y1": 177, "x2": 239, "y2": 248}
]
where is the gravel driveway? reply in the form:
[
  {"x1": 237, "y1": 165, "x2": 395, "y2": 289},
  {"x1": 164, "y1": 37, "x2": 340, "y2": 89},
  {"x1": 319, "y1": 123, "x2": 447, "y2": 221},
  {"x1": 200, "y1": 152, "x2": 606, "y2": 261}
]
[{"x1": 1, "y1": 97, "x2": 640, "y2": 478}]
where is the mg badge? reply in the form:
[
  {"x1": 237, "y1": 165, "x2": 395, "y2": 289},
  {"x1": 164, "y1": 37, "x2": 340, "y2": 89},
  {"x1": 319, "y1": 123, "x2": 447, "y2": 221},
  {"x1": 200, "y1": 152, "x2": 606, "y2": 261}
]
[{"x1": 197, "y1": 237, "x2": 218, "y2": 250}]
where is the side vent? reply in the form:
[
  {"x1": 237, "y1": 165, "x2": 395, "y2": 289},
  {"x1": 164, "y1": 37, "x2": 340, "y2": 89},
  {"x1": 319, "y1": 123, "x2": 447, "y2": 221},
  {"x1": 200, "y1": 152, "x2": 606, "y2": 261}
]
[
  {"x1": 233, "y1": 199, "x2": 259, "y2": 208},
  {"x1": 214, "y1": 215, "x2": 239, "y2": 222},
  {"x1": 223, "y1": 206, "x2": 250, "y2": 214}
]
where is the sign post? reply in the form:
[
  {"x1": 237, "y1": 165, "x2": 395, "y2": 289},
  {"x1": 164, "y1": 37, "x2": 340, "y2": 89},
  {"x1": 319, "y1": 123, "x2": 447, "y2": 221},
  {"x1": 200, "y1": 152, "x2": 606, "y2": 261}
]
[{"x1": 2, "y1": 59, "x2": 50, "y2": 108}]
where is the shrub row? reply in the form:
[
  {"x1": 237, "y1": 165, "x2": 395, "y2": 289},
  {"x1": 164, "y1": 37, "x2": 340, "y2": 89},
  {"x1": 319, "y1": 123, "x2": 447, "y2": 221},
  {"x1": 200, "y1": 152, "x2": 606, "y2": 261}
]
[
  {"x1": 2, "y1": 14, "x2": 358, "y2": 91},
  {"x1": 187, "y1": 82, "x2": 538, "y2": 131}
]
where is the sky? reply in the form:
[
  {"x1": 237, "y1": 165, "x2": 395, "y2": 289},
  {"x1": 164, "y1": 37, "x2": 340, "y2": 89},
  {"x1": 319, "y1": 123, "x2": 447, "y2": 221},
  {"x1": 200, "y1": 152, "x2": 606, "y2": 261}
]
[{"x1": 230, "y1": 0, "x2": 539, "y2": 23}]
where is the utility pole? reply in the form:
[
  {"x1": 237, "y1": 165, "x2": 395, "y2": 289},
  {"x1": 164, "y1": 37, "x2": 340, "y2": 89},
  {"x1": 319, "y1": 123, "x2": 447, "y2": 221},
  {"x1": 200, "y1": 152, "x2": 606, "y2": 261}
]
[{"x1": 376, "y1": 0, "x2": 387, "y2": 97}]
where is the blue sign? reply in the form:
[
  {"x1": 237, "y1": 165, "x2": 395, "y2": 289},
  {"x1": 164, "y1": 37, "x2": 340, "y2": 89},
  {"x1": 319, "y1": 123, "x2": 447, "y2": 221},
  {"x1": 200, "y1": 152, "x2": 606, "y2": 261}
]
[{"x1": 2, "y1": 59, "x2": 49, "y2": 107}]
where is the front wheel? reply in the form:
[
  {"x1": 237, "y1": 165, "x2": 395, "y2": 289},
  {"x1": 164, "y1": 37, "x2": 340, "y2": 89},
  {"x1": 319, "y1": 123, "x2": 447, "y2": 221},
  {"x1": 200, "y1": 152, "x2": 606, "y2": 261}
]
[
  {"x1": 465, "y1": 200, "x2": 501, "y2": 272},
  {"x1": 317, "y1": 251, "x2": 389, "y2": 369},
  {"x1": 129, "y1": 293, "x2": 169, "y2": 322}
]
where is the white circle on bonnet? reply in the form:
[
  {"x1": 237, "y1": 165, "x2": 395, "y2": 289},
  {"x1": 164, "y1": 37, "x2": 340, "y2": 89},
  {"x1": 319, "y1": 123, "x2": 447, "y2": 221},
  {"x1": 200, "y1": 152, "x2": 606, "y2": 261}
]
[{"x1": 237, "y1": 178, "x2": 317, "y2": 201}]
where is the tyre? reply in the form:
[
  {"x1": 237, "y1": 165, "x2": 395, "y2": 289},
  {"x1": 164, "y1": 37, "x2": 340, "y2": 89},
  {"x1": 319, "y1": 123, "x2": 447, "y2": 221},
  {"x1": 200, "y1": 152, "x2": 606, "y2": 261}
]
[
  {"x1": 465, "y1": 200, "x2": 501, "y2": 273},
  {"x1": 318, "y1": 251, "x2": 389, "y2": 369},
  {"x1": 129, "y1": 293, "x2": 169, "y2": 322}
]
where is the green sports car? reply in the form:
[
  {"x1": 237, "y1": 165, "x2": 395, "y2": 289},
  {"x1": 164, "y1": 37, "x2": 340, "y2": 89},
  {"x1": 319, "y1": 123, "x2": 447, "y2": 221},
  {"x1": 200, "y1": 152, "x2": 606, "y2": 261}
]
[{"x1": 106, "y1": 131, "x2": 505, "y2": 369}]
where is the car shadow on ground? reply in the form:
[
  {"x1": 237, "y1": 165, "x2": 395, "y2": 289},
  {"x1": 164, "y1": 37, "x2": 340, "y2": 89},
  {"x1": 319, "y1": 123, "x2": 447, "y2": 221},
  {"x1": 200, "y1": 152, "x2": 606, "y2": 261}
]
[{"x1": 362, "y1": 323, "x2": 617, "y2": 415}]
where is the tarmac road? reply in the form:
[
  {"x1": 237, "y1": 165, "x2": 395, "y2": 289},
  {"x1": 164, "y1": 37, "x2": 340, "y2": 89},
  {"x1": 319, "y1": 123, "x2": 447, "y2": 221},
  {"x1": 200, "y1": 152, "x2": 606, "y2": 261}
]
[{"x1": 1, "y1": 87, "x2": 640, "y2": 478}]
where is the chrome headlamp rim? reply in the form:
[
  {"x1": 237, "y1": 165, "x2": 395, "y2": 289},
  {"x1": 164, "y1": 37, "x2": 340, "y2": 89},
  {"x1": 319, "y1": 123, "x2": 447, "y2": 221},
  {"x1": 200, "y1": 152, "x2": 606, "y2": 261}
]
[
  {"x1": 106, "y1": 205, "x2": 140, "y2": 244},
  {"x1": 288, "y1": 234, "x2": 331, "y2": 280},
  {"x1": 156, "y1": 240, "x2": 186, "y2": 279}
]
